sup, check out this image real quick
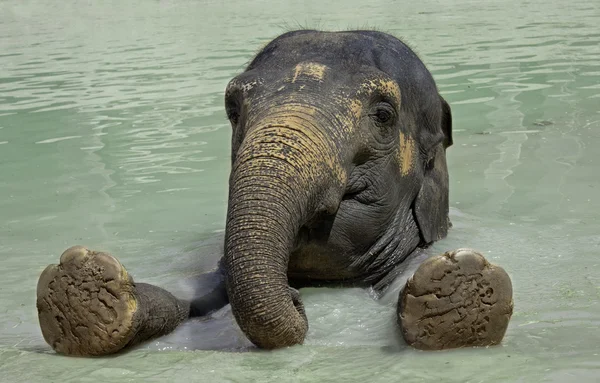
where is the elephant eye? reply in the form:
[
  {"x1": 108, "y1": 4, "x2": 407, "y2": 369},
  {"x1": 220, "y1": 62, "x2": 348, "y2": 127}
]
[
  {"x1": 228, "y1": 110, "x2": 240, "y2": 125},
  {"x1": 226, "y1": 102, "x2": 240, "y2": 125},
  {"x1": 369, "y1": 102, "x2": 395, "y2": 125},
  {"x1": 225, "y1": 88, "x2": 242, "y2": 126}
]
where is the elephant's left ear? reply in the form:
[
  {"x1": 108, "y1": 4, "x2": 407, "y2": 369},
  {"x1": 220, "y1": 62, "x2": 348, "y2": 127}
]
[
  {"x1": 414, "y1": 97, "x2": 452, "y2": 244},
  {"x1": 440, "y1": 97, "x2": 453, "y2": 148}
]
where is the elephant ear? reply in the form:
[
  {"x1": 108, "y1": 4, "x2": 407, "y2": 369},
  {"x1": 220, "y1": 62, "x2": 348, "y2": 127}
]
[{"x1": 414, "y1": 97, "x2": 453, "y2": 244}]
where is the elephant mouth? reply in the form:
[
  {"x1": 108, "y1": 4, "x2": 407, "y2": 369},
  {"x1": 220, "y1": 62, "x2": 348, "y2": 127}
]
[
  {"x1": 293, "y1": 174, "x2": 372, "y2": 249},
  {"x1": 295, "y1": 214, "x2": 335, "y2": 248}
]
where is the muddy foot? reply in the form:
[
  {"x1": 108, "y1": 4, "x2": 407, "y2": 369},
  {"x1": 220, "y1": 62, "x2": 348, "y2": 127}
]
[
  {"x1": 36, "y1": 246, "x2": 140, "y2": 356},
  {"x1": 398, "y1": 248, "x2": 513, "y2": 350}
]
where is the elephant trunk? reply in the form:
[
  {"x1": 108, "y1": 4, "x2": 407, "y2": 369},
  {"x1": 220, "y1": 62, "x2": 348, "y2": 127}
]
[{"x1": 223, "y1": 108, "x2": 344, "y2": 349}]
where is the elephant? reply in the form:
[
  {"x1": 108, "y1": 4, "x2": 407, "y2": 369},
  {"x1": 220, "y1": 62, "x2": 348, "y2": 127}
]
[{"x1": 36, "y1": 29, "x2": 513, "y2": 356}]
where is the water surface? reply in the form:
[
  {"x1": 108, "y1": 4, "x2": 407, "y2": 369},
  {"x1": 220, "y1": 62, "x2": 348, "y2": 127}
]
[{"x1": 1, "y1": 0, "x2": 599, "y2": 382}]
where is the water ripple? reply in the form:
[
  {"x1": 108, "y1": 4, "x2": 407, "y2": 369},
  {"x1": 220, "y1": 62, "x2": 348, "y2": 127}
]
[{"x1": 1, "y1": 0, "x2": 600, "y2": 381}]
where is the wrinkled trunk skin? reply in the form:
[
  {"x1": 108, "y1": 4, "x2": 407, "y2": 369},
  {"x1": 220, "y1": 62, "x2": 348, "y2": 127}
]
[{"x1": 223, "y1": 108, "x2": 344, "y2": 349}]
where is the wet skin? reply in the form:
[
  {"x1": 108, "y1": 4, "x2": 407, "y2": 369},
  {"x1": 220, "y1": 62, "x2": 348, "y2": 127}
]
[{"x1": 36, "y1": 30, "x2": 513, "y2": 356}]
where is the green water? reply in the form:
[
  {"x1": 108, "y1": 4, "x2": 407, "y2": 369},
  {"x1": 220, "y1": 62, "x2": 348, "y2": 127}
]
[{"x1": 1, "y1": 0, "x2": 599, "y2": 381}]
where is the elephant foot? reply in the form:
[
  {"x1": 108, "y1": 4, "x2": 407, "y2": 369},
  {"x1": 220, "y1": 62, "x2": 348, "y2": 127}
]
[
  {"x1": 398, "y1": 248, "x2": 513, "y2": 350},
  {"x1": 36, "y1": 246, "x2": 140, "y2": 356}
]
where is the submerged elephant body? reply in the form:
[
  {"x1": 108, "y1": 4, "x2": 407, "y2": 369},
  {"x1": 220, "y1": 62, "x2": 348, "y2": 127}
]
[{"x1": 35, "y1": 30, "x2": 513, "y2": 356}]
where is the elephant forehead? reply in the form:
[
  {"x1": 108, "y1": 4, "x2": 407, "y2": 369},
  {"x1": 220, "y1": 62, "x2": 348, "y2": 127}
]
[
  {"x1": 289, "y1": 62, "x2": 329, "y2": 83},
  {"x1": 357, "y1": 78, "x2": 401, "y2": 104}
]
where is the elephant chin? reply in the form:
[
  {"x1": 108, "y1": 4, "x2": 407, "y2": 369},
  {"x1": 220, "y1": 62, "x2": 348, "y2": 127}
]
[{"x1": 223, "y1": 111, "x2": 344, "y2": 349}]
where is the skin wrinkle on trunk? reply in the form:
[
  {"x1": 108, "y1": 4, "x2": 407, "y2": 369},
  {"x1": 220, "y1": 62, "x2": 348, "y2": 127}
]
[
  {"x1": 225, "y1": 178, "x2": 305, "y2": 348},
  {"x1": 224, "y1": 109, "x2": 346, "y2": 349}
]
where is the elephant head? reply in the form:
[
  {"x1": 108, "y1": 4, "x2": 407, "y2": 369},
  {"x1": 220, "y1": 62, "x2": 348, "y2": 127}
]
[{"x1": 222, "y1": 30, "x2": 453, "y2": 349}]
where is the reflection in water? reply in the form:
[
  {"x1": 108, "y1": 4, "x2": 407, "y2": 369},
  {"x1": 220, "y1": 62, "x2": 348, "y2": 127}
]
[{"x1": 1, "y1": 0, "x2": 600, "y2": 381}]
